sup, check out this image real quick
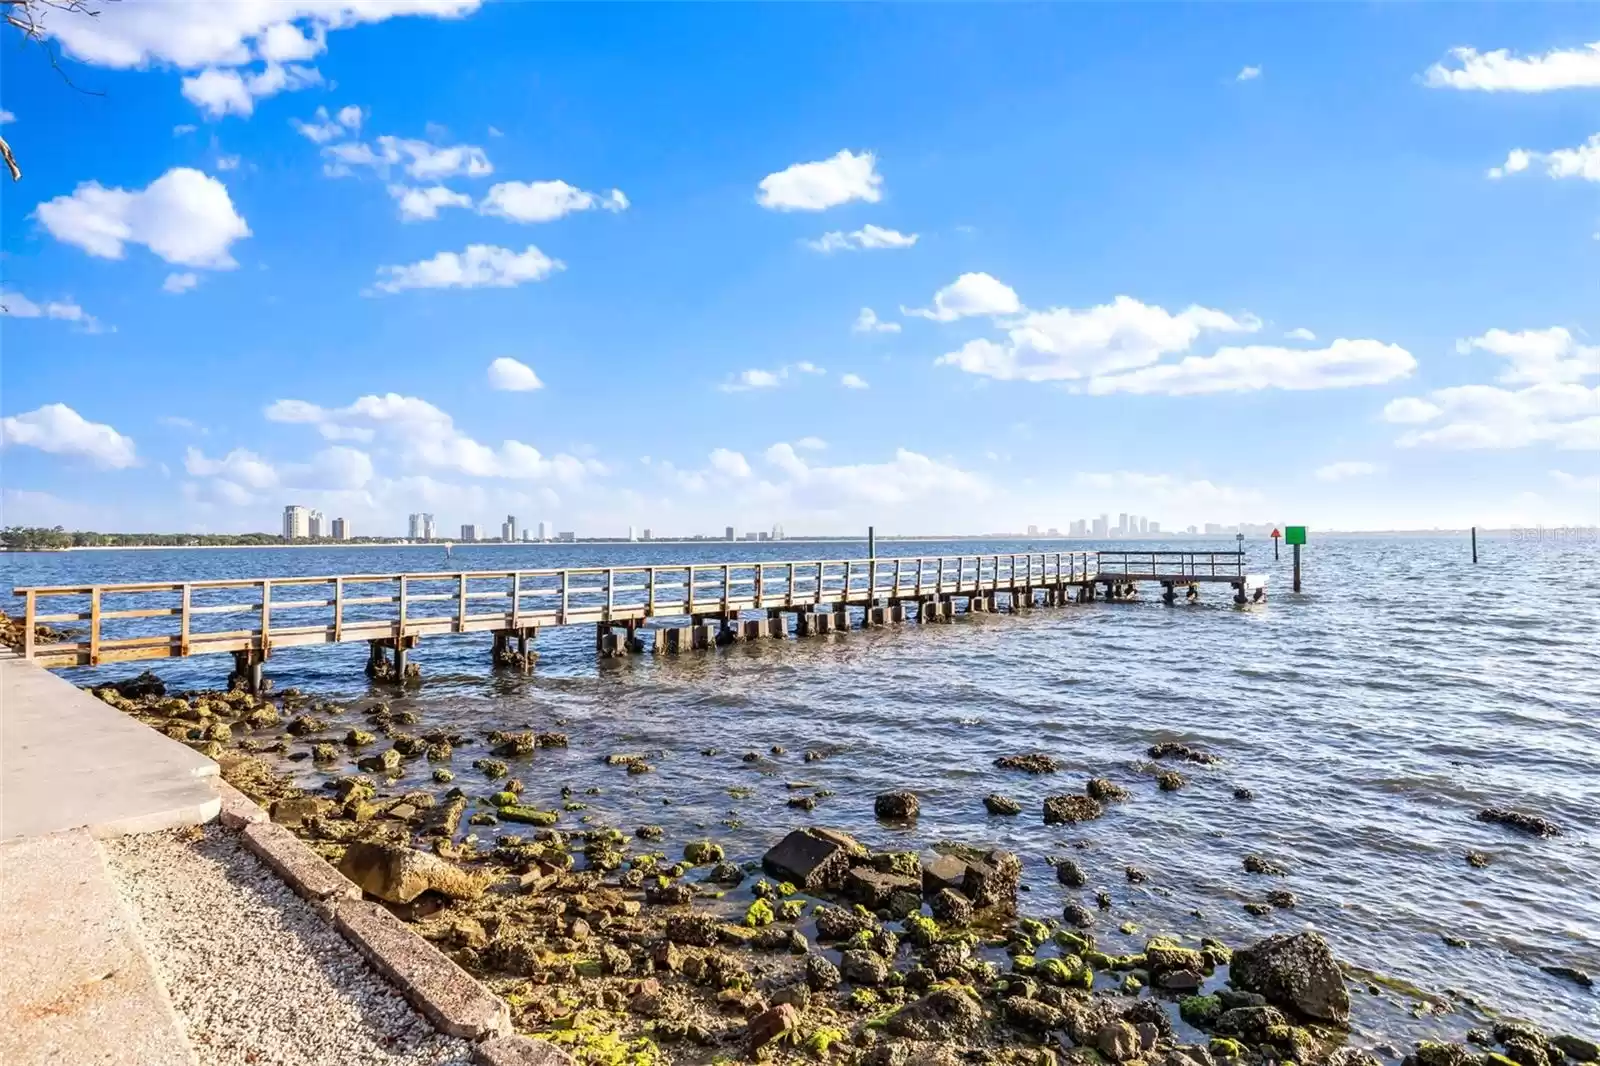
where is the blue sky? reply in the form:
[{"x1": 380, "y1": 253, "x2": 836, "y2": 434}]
[{"x1": 2, "y1": 2, "x2": 1596, "y2": 536}]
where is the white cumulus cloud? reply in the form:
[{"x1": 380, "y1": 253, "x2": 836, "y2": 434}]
[
  {"x1": 292, "y1": 104, "x2": 363, "y2": 143},
  {"x1": 805, "y1": 224, "x2": 918, "y2": 253},
  {"x1": 1457, "y1": 326, "x2": 1600, "y2": 385},
  {"x1": 758, "y1": 150, "x2": 882, "y2": 211},
  {"x1": 388, "y1": 184, "x2": 472, "y2": 221},
  {"x1": 904, "y1": 272, "x2": 1021, "y2": 323},
  {"x1": 2, "y1": 403, "x2": 137, "y2": 468},
  {"x1": 1286, "y1": 327, "x2": 1317, "y2": 341},
  {"x1": 370, "y1": 244, "x2": 563, "y2": 294},
  {"x1": 479, "y1": 180, "x2": 628, "y2": 222},
  {"x1": 181, "y1": 63, "x2": 321, "y2": 119},
  {"x1": 936, "y1": 295, "x2": 1257, "y2": 381},
  {"x1": 487, "y1": 357, "x2": 543, "y2": 392},
  {"x1": 853, "y1": 308, "x2": 901, "y2": 334},
  {"x1": 1385, "y1": 324, "x2": 1600, "y2": 449},
  {"x1": 1, "y1": 289, "x2": 102, "y2": 330},
  {"x1": 162, "y1": 272, "x2": 199, "y2": 294},
  {"x1": 1237, "y1": 66, "x2": 1262, "y2": 81},
  {"x1": 324, "y1": 134, "x2": 492, "y2": 180},
  {"x1": 840, "y1": 373, "x2": 869, "y2": 390},
  {"x1": 709, "y1": 448, "x2": 752, "y2": 478},
  {"x1": 1488, "y1": 133, "x2": 1600, "y2": 183},
  {"x1": 35, "y1": 167, "x2": 250, "y2": 269},
  {"x1": 264, "y1": 392, "x2": 601, "y2": 483},
  {"x1": 1424, "y1": 41, "x2": 1600, "y2": 92},
  {"x1": 1085, "y1": 339, "x2": 1416, "y2": 396}
]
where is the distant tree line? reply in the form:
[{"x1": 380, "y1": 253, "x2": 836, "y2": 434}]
[{"x1": 0, "y1": 526, "x2": 396, "y2": 551}]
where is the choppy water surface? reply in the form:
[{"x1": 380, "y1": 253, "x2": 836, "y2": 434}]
[{"x1": 6, "y1": 535, "x2": 1598, "y2": 1042}]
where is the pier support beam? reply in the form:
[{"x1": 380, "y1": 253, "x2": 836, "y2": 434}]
[
  {"x1": 889, "y1": 602, "x2": 907, "y2": 624},
  {"x1": 1162, "y1": 582, "x2": 1176, "y2": 606},
  {"x1": 492, "y1": 626, "x2": 538, "y2": 671},
  {"x1": 228, "y1": 649, "x2": 266, "y2": 694},
  {"x1": 832, "y1": 604, "x2": 850, "y2": 631},
  {"x1": 740, "y1": 618, "x2": 764, "y2": 641},
  {"x1": 365, "y1": 636, "x2": 419, "y2": 684},
  {"x1": 716, "y1": 617, "x2": 739, "y2": 646},
  {"x1": 765, "y1": 609, "x2": 786, "y2": 639},
  {"x1": 868, "y1": 605, "x2": 890, "y2": 626}
]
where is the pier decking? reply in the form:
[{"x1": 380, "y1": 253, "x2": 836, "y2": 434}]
[{"x1": 13, "y1": 551, "x2": 1265, "y2": 685}]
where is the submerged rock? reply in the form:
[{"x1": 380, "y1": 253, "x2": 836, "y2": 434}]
[
  {"x1": 995, "y1": 753, "x2": 1061, "y2": 774},
  {"x1": 984, "y1": 793, "x2": 1022, "y2": 816},
  {"x1": 1478, "y1": 808, "x2": 1561, "y2": 838},
  {"x1": 1054, "y1": 857, "x2": 1088, "y2": 887},
  {"x1": 1243, "y1": 854, "x2": 1288, "y2": 876},
  {"x1": 1088, "y1": 777, "x2": 1132, "y2": 802},
  {"x1": 874, "y1": 791, "x2": 920, "y2": 822},
  {"x1": 762, "y1": 827, "x2": 865, "y2": 892},
  {"x1": 1045, "y1": 794, "x2": 1104, "y2": 825},
  {"x1": 1149, "y1": 742, "x2": 1220, "y2": 765},
  {"x1": 1156, "y1": 770, "x2": 1186, "y2": 791},
  {"x1": 1230, "y1": 930, "x2": 1350, "y2": 1025},
  {"x1": 110, "y1": 670, "x2": 166, "y2": 699}
]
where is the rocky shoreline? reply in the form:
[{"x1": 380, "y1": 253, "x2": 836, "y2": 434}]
[{"x1": 84, "y1": 670, "x2": 1594, "y2": 1066}]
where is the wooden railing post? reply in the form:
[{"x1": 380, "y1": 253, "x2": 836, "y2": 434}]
[
  {"x1": 332, "y1": 578, "x2": 343, "y2": 643},
  {"x1": 89, "y1": 588, "x2": 101, "y2": 665},
  {"x1": 721, "y1": 565, "x2": 731, "y2": 611},
  {"x1": 394, "y1": 575, "x2": 405, "y2": 639},
  {"x1": 259, "y1": 581, "x2": 272, "y2": 656},
  {"x1": 647, "y1": 567, "x2": 657, "y2": 613},
  {"x1": 559, "y1": 571, "x2": 569, "y2": 624},
  {"x1": 755, "y1": 563, "x2": 764, "y2": 608},
  {"x1": 605, "y1": 568, "x2": 615, "y2": 620},
  {"x1": 686, "y1": 566, "x2": 695, "y2": 614},
  {"x1": 512, "y1": 572, "x2": 523, "y2": 628},
  {"x1": 180, "y1": 583, "x2": 193, "y2": 655},
  {"x1": 22, "y1": 590, "x2": 36, "y2": 659},
  {"x1": 457, "y1": 574, "x2": 468, "y2": 632}
]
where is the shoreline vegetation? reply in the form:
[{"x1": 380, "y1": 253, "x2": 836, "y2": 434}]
[
  {"x1": 55, "y1": 660, "x2": 1594, "y2": 1066},
  {"x1": 5, "y1": 525, "x2": 1591, "y2": 555}
]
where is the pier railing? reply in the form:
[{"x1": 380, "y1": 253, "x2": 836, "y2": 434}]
[
  {"x1": 14, "y1": 552, "x2": 1101, "y2": 668},
  {"x1": 1093, "y1": 550, "x2": 1246, "y2": 581}
]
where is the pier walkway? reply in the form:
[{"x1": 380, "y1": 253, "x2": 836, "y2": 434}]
[{"x1": 13, "y1": 550, "x2": 1265, "y2": 687}]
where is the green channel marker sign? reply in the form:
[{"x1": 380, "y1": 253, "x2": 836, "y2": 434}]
[{"x1": 1285, "y1": 526, "x2": 1307, "y2": 545}]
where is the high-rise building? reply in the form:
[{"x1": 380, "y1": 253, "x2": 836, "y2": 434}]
[
  {"x1": 770, "y1": 524, "x2": 785, "y2": 541},
  {"x1": 641, "y1": 528, "x2": 653, "y2": 541},
  {"x1": 1092, "y1": 515, "x2": 1108, "y2": 538},
  {"x1": 283, "y1": 505, "x2": 310, "y2": 539},
  {"x1": 1117, "y1": 513, "x2": 1128, "y2": 536},
  {"x1": 724, "y1": 526, "x2": 735, "y2": 541},
  {"x1": 1027, "y1": 524, "x2": 1039, "y2": 537},
  {"x1": 556, "y1": 531, "x2": 576, "y2": 543},
  {"x1": 331, "y1": 517, "x2": 349, "y2": 540},
  {"x1": 1149, "y1": 521, "x2": 1161, "y2": 534},
  {"x1": 522, "y1": 529, "x2": 533, "y2": 542},
  {"x1": 307, "y1": 510, "x2": 325, "y2": 538},
  {"x1": 501, "y1": 515, "x2": 518, "y2": 542},
  {"x1": 627, "y1": 525, "x2": 636, "y2": 541},
  {"x1": 1070, "y1": 519, "x2": 1087, "y2": 537},
  {"x1": 461, "y1": 524, "x2": 479, "y2": 542},
  {"x1": 537, "y1": 520, "x2": 551, "y2": 542},
  {"x1": 1139, "y1": 516, "x2": 1148, "y2": 535},
  {"x1": 408, "y1": 512, "x2": 435, "y2": 541},
  {"x1": 1204, "y1": 523, "x2": 1223, "y2": 535},
  {"x1": 1187, "y1": 525, "x2": 1198, "y2": 535}
]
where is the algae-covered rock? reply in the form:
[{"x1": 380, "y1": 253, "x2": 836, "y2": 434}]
[
  {"x1": 497, "y1": 805, "x2": 559, "y2": 826},
  {"x1": 1180, "y1": 994, "x2": 1224, "y2": 1028},
  {"x1": 684, "y1": 840, "x2": 724, "y2": 865},
  {"x1": 356, "y1": 748, "x2": 401, "y2": 773},
  {"x1": 337, "y1": 841, "x2": 489, "y2": 903},
  {"x1": 1088, "y1": 777, "x2": 1132, "y2": 802}
]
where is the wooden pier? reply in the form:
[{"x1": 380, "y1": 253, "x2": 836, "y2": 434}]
[{"x1": 13, "y1": 551, "x2": 1265, "y2": 687}]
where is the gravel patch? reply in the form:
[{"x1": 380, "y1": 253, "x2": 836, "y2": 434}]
[{"x1": 102, "y1": 825, "x2": 472, "y2": 1066}]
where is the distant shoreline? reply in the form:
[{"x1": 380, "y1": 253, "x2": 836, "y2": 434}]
[{"x1": 4, "y1": 528, "x2": 1590, "y2": 555}]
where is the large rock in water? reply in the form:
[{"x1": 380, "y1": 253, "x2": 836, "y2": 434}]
[
  {"x1": 761, "y1": 828, "x2": 865, "y2": 891},
  {"x1": 338, "y1": 841, "x2": 489, "y2": 904},
  {"x1": 1230, "y1": 931, "x2": 1350, "y2": 1025}
]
